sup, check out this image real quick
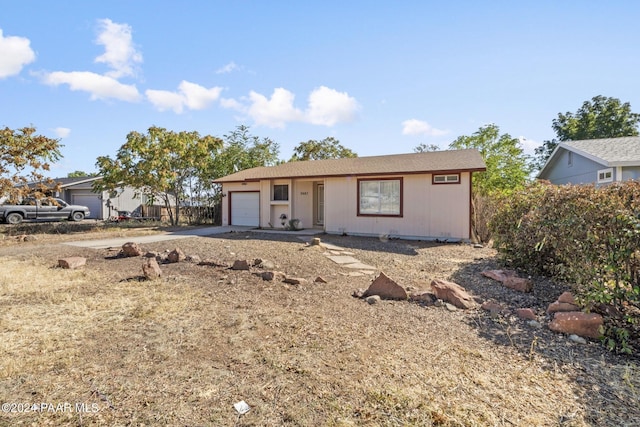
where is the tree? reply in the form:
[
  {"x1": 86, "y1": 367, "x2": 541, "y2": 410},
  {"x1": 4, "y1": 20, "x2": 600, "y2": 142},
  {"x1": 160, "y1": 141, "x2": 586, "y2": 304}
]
[
  {"x1": 0, "y1": 126, "x2": 62, "y2": 202},
  {"x1": 414, "y1": 143, "x2": 440, "y2": 153},
  {"x1": 213, "y1": 125, "x2": 280, "y2": 178},
  {"x1": 67, "y1": 170, "x2": 98, "y2": 178},
  {"x1": 534, "y1": 96, "x2": 640, "y2": 169},
  {"x1": 450, "y1": 124, "x2": 532, "y2": 196},
  {"x1": 94, "y1": 126, "x2": 223, "y2": 226},
  {"x1": 290, "y1": 137, "x2": 357, "y2": 161}
]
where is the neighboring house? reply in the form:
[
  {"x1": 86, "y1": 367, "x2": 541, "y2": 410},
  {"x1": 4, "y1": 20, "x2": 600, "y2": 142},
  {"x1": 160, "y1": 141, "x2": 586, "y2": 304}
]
[
  {"x1": 213, "y1": 150, "x2": 486, "y2": 241},
  {"x1": 538, "y1": 136, "x2": 640, "y2": 185},
  {"x1": 34, "y1": 176, "x2": 145, "y2": 220}
]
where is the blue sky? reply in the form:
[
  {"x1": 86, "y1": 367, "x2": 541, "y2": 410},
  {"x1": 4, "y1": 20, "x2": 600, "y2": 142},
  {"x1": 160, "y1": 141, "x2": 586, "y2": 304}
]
[{"x1": 2, "y1": 1, "x2": 640, "y2": 177}]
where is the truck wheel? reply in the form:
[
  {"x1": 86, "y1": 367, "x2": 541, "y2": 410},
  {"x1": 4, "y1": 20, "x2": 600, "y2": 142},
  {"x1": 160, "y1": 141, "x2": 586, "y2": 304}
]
[
  {"x1": 6, "y1": 213, "x2": 23, "y2": 224},
  {"x1": 71, "y1": 212, "x2": 85, "y2": 222}
]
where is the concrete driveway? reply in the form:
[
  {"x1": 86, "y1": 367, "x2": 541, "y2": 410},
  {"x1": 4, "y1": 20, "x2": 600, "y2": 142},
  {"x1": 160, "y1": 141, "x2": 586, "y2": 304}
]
[{"x1": 63, "y1": 225, "x2": 254, "y2": 249}]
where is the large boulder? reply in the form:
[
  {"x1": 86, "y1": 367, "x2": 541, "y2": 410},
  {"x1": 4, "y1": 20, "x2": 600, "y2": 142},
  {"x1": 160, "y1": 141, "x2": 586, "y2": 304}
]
[
  {"x1": 363, "y1": 272, "x2": 408, "y2": 300},
  {"x1": 430, "y1": 279, "x2": 476, "y2": 309},
  {"x1": 548, "y1": 312, "x2": 603, "y2": 339}
]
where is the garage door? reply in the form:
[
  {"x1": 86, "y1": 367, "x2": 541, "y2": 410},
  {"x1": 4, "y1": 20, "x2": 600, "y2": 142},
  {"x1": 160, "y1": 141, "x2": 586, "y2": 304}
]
[
  {"x1": 230, "y1": 192, "x2": 259, "y2": 226},
  {"x1": 72, "y1": 194, "x2": 102, "y2": 219}
]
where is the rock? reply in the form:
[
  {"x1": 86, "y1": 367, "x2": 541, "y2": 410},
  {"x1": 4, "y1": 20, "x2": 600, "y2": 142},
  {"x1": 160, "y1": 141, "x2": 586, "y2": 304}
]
[
  {"x1": 445, "y1": 303, "x2": 458, "y2": 312},
  {"x1": 231, "y1": 260, "x2": 251, "y2": 270},
  {"x1": 314, "y1": 276, "x2": 328, "y2": 283},
  {"x1": 481, "y1": 301, "x2": 507, "y2": 316},
  {"x1": 434, "y1": 299, "x2": 445, "y2": 307},
  {"x1": 548, "y1": 312, "x2": 603, "y2": 339},
  {"x1": 430, "y1": 279, "x2": 476, "y2": 309},
  {"x1": 527, "y1": 320, "x2": 543, "y2": 329},
  {"x1": 557, "y1": 291, "x2": 577, "y2": 305},
  {"x1": 58, "y1": 257, "x2": 86, "y2": 269},
  {"x1": 257, "y1": 260, "x2": 276, "y2": 270},
  {"x1": 185, "y1": 254, "x2": 201, "y2": 263},
  {"x1": 410, "y1": 291, "x2": 436, "y2": 305},
  {"x1": 23, "y1": 235, "x2": 38, "y2": 242},
  {"x1": 167, "y1": 247, "x2": 186, "y2": 263},
  {"x1": 363, "y1": 272, "x2": 408, "y2": 300},
  {"x1": 283, "y1": 276, "x2": 307, "y2": 285},
  {"x1": 142, "y1": 258, "x2": 162, "y2": 280},
  {"x1": 253, "y1": 258, "x2": 263, "y2": 266},
  {"x1": 261, "y1": 271, "x2": 275, "y2": 281},
  {"x1": 569, "y1": 334, "x2": 587, "y2": 344},
  {"x1": 481, "y1": 269, "x2": 517, "y2": 282},
  {"x1": 515, "y1": 308, "x2": 537, "y2": 320},
  {"x1": 121, "y1": 242, "x2": 143, "y2": 257},
  {"x1": 310, "y1": 237, "x2": 321, "y2": 246},
  {"x1": 366, "y1": 295, "x2": 381, "y2": 305},
  {"x1": 547, "y1": 301, "x2": 580, "y2": 314},
  {"x1": 503, "y1": 276, "x2": 533, "y2": 293},
  {"x1": 352, "y1": 288, "x2": 366, "y2": 298}
]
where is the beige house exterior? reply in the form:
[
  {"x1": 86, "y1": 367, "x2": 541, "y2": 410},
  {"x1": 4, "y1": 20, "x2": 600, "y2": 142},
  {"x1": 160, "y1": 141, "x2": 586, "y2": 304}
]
[{"x1": 214, "y1": 150, "x2": 486, "y2": 241}]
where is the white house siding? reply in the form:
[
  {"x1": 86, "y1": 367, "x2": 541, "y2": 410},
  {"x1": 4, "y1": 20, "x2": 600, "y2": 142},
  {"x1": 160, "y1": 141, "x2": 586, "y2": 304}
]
[
  {"x1": 292, "y1": 180, "x2": 314, "y2": 229},
  {"x1": 323, "y1": 173, "x2": 471, "y2": 240}
]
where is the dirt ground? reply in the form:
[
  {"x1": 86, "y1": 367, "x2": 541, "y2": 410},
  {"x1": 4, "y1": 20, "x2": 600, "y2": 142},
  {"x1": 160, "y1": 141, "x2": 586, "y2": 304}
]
[{"x1": 0, "y1": 225, "x2": 639, "y2": 426}]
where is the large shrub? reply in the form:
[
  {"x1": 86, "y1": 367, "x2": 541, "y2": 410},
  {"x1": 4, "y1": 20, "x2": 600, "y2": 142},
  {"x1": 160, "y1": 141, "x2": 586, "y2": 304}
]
[{"x1": 491, "y1": 181, "x2": 640, "y2": 353}]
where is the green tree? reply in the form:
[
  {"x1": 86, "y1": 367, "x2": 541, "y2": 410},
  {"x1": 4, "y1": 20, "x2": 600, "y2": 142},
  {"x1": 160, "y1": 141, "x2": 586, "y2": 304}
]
[
  {"x1": 0, "y1": 126, "x2": 62, "y2": 202},
  {"x1": 67, "y1": 170, "x2": 98, "y2": 178},
  {"x1": 290, "y1": 137, "x2": 357, "y2": 161},
  {"x1": 414, "y1": 143, "x2": 440, "y2": 153},
  {"x1": 534, "y1": 96, "x2": 640, "y2": 169},
  {"x1": 214, "y1": 125, "x2": 280, "y2": 178},
  {"x1": 449, "y1": 124, "x2": 532, "y2": 196},
  {"x1": 94, "y1": 126, "x2": 223, "y2": 225}
]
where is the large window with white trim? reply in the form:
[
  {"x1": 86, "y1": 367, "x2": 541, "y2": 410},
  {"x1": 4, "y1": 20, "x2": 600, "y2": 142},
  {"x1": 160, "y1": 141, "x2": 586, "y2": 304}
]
[{"x1": 358, "y1": 178, "x2": 402, "y2": 216}]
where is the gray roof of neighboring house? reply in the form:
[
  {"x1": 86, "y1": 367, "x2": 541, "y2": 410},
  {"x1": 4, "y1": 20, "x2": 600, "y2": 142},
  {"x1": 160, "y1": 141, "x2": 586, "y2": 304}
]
[
  {"x1": 538, "y1": 136, "x2": 640, "y2": 179},
  {"x1": 213, "y1": 149, "x2": 486, "y2": 183},
  {"x1": 27, "y1": 175, "x2": 102, "y2": 189}
]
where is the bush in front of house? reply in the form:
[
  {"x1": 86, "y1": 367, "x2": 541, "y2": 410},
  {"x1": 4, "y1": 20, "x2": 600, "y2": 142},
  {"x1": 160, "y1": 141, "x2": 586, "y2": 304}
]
[{"x1": 490, "y1": 180, "x2": 640, "y2": 354}]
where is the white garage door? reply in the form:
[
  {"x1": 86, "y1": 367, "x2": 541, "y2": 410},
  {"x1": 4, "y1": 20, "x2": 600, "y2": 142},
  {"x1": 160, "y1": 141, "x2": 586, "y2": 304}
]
[
  {"x1": 231, "y1": 192, "x2": 259, "y2": 226},
  {"x1": 72, "y1": 194, "x2": 102, "y2": 219}
]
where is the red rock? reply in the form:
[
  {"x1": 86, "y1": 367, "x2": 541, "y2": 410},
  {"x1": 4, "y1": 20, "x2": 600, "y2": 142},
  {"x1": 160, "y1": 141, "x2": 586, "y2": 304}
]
[
  {"x1": 58, "y1": 257, "x2": 86, "y2": 269},
  {"x1": 231, "y1": 260, "x2": 251, "y2": 270},
  {"x1": 430, "y1": 279, "x2": 476, "y2": 309},
  {"x1": 503, "y1": 276, "x2": 533, "y2": 293},
  {"x1": 142, "y1": 258, "x2": 162, "y2": 279},
  {"x1": 547, "y1": 301, "x2": 580, "y2": 314},
  {"x1": 548, "y1": 312, "x2": 603, "y2": 339},
  {"x1": 515, "y1": 308, "x2": 537, "y2": 320},
  {"x1": 363, "y1": 272, "x2": 408, "y2": 300},
  {"x1": 121, "y1": 242, "x2": 143, "y2": 257},
  {"x1": 167, "y1": 247, "x2": 186, "y2": 263},
  {"x1": 557, "y1": 291, "x2": 577, "y2": 305},
  {"x1": 314, "y1": 276, "x2": 328, "y2": 283},
  {"x1": 481, "y1": 301, "x2": 507, "y2": 315}
]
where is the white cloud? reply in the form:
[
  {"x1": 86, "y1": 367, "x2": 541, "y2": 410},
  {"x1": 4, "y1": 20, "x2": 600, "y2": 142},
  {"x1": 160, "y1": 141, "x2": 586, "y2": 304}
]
[
  {"x1": 53, "y1": 127, "x2": 71, "y2": 138},
  {"x1": 146, "y1": 81, "x2": 222, "y2": 113},
  {"x1": 0, "y1": 29, "x2": 36, "y2": 79},
  {"x1": 519, "y1": 136, "x2": 540, "y2": 155},
  {"x1": 94, "y1": 18, "x2": 142, "y2": 78},
  {"x1": 305, "y1": 86, "x2": 359, "y2": 126},
  {"x1": 43, "y1": 71, "x2": 141, "y2": 102},
  {"x1": 246, "y1": 88, "x2": 304, "y2": 128},
  {"x1": 219, "y1": 97, "x2": 244, "y2": 111},
  {"x1": 216, "y1": 61, "x2": 239, "y2": 74},
  {"x1": 401, "y1": 119, "x2": 449, "y2": 136}
]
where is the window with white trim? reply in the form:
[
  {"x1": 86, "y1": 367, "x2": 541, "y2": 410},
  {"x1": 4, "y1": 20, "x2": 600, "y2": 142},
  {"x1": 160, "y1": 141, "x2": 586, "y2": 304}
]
[
  {"x1": 597, "y1": 168, "x2": 613, "y2": 184},
  {"x1": 433, "y1": 174, "x2": 460, "y2": 184},
  {"x1": 358, "y1": 179, "x2": 401, "y2": 216},
  {"x1": 273, "y1": 184, "x2": 289, "y2": 201}
]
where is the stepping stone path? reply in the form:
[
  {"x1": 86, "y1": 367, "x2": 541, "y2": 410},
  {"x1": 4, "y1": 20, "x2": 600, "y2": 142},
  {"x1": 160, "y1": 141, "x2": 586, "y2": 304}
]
[{"x1": 300, "y1": 237, "x2": 377, "y2": 274}]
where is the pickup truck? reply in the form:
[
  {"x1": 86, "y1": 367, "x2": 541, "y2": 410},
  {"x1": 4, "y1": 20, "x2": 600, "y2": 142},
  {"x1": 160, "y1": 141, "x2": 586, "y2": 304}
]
[{"x1": 0, "y1": 198, "x2": 91, "y2": 224}]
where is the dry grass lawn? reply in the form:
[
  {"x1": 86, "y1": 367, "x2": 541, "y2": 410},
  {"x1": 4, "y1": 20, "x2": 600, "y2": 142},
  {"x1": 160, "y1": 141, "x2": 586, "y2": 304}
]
[{"x1": 0, "y1": 225, "x2": 638, "y2": 426}]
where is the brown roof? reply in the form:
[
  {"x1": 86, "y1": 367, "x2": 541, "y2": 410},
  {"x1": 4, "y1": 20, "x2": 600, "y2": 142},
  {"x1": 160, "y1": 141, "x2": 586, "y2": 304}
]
[{"x1": 214, "y1": 149, "x2": 485, "y2": 183}]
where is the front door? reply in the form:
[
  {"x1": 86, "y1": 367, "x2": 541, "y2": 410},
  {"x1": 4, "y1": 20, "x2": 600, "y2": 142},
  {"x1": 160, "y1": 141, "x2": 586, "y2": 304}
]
[{"x1": 317, "y1": 184, "x2": 324, "y2": 225}]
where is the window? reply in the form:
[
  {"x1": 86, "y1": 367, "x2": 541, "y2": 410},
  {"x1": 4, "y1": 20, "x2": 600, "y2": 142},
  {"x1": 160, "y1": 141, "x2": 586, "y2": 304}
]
[
  {"x1": 597, "y1": 168, "x2": 613, "y2": 184},
  {"x1": 358, "y1": 178, "x2": 402, "y2": 216},
  {"x1": 273, "y1": 184, "x2": 289, "y2": 201},
  {"x1": 433, "y1": 174, "x2": 460, "y2": 184}
]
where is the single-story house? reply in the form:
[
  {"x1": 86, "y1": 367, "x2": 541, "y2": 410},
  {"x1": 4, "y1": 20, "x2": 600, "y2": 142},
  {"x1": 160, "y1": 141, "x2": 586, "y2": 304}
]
[
  {"x1": 213, "y1": 149, "x2": 486, "y2": 241},
  {"x1": 43, "y1": 176, "x2": 145, "y2": 220},
  {"x1": 538, "y1": 136, "x2": 640, "y2": 185}
]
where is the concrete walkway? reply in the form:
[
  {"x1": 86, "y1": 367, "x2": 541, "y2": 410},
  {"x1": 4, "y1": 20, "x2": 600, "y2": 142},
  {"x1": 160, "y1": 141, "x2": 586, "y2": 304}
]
[{"x1": 63, "y1": 225, "x2": 254, "y2": 249}]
